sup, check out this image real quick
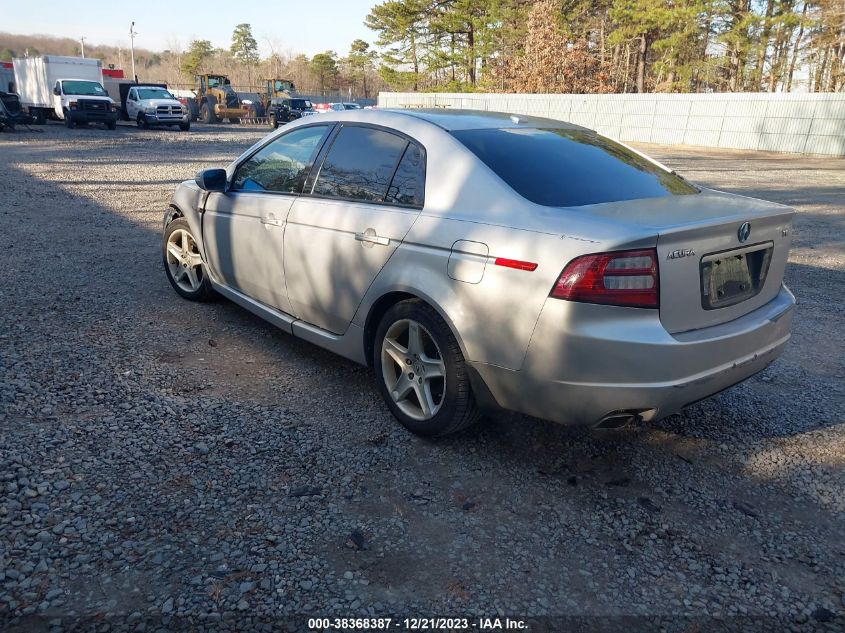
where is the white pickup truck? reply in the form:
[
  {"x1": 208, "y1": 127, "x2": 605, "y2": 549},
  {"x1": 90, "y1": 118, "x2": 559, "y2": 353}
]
[
  {"x1": 13, "y1": 56, "x2": 118, "y2": 129},
  {"x1": 126, "y1": 85, "x2": 190, "y2": 131}
]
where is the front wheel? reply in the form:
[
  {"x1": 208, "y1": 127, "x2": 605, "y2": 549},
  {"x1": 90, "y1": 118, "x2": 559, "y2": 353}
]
[
  {"x1": 136, "y1": 113, "x2": 148, "y2": 129},
  {"x1": 179, "y1": 121, "x2": 190, "y2": 131},
  {"x1": 106, "y1": 120, "x2": 117, "y2": 130},
  {"x1": 64, "y1": 112, "x2": 75, "y2": 128},
  {"x1": 162, "y1": 218, "x2": 214, "y2": 301},
  {"x1": 373, "y1": 300, "x2": 479, "y2": 436},
  {"x1": 200, "y1": 103, "x2": 216, "y2": 124}
]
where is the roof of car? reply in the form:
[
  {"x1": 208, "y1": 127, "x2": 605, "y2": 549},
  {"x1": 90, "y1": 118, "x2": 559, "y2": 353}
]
[{"x1": 385, "y1": 108, "x2": 589, "y2": 132}]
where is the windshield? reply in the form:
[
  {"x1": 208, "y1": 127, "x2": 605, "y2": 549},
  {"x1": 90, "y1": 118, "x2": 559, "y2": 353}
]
[
  {"x1": 62, "y1": 81, "x2": 107, "y2": 97},
  {"x1": 291, "y1": 99, "x2": 313, "y2": 110},
  {"x1": 453, "y1": 127, "x2": 698, "y2": 207},
  {"x1": 274, "y1": 80, "x2": 294, "y2": 92},
  {"x1": 137, "y1": 88, "x2": 175, "y2": 100},
  {"x1": 343, "y1": 103, "x2": 362, "y2": 109}
]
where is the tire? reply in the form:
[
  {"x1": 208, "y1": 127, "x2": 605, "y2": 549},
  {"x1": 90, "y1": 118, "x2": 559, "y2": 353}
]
[
  {"x1": 187, "y1": 100, "x2": 199, "y2": 122},
  {"x1": 64, "y1": 112, "x2": 75, "y2": 129},
  {"x1": 136, "y1": 113, "x2": 148, "y2": 129},
  {"x1": 179, "y1": 121, "x2": 190, "y2": 131},
  {"x1": 373, "y1": 300, "x2": 479, "y2": 436},
  {"x1": 268, "y1": 113, "x2": 278, "y2": 129},
  {"x1": 162, "y1": 218, "x2": 214, "y2": 301},
  {"x1": 106, "y1": 120, "x2": 117, "y2": 130},
  {"x1": 32, "y1": 108, "x2": 46, "y2": 125},
  {"x1": 200, "y1": 102, "x2": 217, "y2": 124}
]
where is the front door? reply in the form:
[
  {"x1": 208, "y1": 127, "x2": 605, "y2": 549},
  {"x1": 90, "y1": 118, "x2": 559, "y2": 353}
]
[
  {"x1": 284, "y1": 124, "x2": 426, "y2": 334},
  {"x1": 126, "y1": 88, "x2": 138, "y2": 120},
  {"x1": 201, "y1": 123, "x2": 333, "y2": 314}
]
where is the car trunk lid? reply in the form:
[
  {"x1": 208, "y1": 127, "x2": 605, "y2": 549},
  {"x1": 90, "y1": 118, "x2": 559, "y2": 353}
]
[{"x1": 576, "y1": 190, "x2": 794, "y2": 334}]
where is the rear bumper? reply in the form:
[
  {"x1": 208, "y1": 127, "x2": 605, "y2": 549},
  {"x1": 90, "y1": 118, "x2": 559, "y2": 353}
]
[{"x1": 470, "y1": 284, "x2": 795, "y2": 425}]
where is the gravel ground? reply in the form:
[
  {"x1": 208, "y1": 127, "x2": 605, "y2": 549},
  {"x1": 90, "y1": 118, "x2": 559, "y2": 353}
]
[{"x1": 1, "y1": 122, "x2": 843, "y2": 632}]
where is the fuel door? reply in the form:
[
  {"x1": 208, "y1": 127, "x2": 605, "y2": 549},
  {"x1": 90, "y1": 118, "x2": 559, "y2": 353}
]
[{"x1": 447, "y1": 240, "x2": 489, "y2": 284}]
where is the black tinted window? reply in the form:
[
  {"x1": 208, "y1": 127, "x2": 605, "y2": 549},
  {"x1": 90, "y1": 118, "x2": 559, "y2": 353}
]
[
  {"x1": 386, "y1": 143, "x2": 425, "y2": 207},
  {"x1": 452, "y1": 128, "x2": 697, "y2": 207},
  {"x1": 233, "y1": 125, "x2": 329, "y2": 193},
  {"x1": 313, "y1": 126, "x2": 408, "y2": 202}
]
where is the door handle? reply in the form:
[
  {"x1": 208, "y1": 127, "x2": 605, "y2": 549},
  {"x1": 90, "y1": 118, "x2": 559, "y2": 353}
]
[
  {"x1": 355, "y1": 230, "x2": 389, "y2": 246},
  {"x1": 261, "y1": 213, "x2": 283, "y2": 227}
]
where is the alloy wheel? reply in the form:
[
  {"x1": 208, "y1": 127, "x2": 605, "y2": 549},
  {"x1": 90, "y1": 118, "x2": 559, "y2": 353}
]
[
  {"x1": 380, "y1": 319, "x2": 446, "y2": 421},
  {"x1": 165, "y1": 229, "x2": 204, "y2": 293}
]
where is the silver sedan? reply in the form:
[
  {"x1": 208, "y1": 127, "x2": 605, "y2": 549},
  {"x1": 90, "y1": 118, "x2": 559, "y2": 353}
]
[{"x1": 162, "y1": 109, "x2": 795, "y2": 435}]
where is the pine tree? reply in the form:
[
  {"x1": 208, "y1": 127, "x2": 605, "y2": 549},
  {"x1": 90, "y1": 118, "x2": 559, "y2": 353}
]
[{"x1": 230, "y1": 24, "x2": 259, "y2": 89}]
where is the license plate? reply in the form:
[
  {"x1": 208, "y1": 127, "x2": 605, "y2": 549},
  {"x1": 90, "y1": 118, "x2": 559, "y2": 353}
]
[{"x1": 700, "y1": 242, "x2": 773, "y2": 310}]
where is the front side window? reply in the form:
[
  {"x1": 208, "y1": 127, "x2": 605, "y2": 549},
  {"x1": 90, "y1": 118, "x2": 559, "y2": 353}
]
[
  {"x1": 452, "y1": 127, "x2": 698, "y2": 207},
  {"x1": 312, "y1": 126, "x2": 409, "y2": 203},
  {"x1": 232, "y1": 125, "x2": 330, "y2": 193},
  {"x1": 61, "y1": 81, "x2": 107, "y2": 97}
]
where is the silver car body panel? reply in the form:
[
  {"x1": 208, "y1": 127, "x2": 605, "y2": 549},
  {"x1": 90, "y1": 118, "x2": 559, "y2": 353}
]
[{"x1": 166, "y1": 108, "x2": 796, "y2": 426}]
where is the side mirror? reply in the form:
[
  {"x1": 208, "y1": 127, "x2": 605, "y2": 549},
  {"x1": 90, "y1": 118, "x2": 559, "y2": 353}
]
[
  {"x1": 53, "y1": 86, "x2": 61, "y2": 96},
  {"x1": 195, "y1": 168, "x2": 228, "y2": 192}
]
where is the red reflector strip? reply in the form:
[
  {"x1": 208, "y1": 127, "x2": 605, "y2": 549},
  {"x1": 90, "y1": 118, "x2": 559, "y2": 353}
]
[{"x1": 494, "y1": 257, "x2": 538, "y2": 271}]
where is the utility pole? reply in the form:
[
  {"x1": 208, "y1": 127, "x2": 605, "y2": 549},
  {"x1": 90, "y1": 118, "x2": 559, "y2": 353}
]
[
  {"x1": 80, "y1": 37, "x2": 86, "y2": 58},
  {"x1": 129, "y1": 22, "x2": 138, "y2": 82}
]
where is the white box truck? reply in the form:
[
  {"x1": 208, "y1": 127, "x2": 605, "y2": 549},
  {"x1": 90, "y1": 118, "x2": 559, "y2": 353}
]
[{"x1": 13, "y1": 55, "x2": 118, "y2": 129}]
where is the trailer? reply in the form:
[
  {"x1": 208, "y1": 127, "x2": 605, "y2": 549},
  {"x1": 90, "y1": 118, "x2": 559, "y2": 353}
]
[{"x1": 13, "y1": 55, "x2": 118, "y2": 127}]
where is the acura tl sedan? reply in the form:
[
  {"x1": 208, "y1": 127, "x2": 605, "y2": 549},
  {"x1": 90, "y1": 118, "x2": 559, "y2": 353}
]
[{"x1": 162, "y1": 109, "x2": 795, "y2": 436}]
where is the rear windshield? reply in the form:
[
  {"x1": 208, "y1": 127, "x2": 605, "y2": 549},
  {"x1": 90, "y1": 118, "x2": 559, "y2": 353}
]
[
  {"x1": 452, "y1": 127, "x2": 698, "y2": 207},
  {"x1": 62, "y1": 81, "x2": 107, "y2": 97},
  {"x1": 291, "y1": 99, "x2": 313, "y2": 110}
]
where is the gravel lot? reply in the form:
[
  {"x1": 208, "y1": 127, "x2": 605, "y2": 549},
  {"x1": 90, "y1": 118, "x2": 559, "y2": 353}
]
[{"x1": 1, "y1": 122, "x2": 843, "y2": 631}]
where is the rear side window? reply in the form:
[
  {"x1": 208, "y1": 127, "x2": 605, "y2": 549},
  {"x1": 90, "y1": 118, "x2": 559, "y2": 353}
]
[
  {"x1": 452, "y1": 127, "x2": 698, "y2": 207},
  {"x1": 386, "y1": 143, "x2": 425, "y2": 207},
  {"x1": 233, "y1": 124, "x2": 330, "y2": 193},
  {"x1": 313, "y1": 126, "x2": 409, "y2": 203}
]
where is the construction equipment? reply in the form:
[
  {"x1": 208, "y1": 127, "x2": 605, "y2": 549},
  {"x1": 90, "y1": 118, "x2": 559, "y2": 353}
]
[{"x1": 190, "y1": 74, "x2": 253, "y2": 124}]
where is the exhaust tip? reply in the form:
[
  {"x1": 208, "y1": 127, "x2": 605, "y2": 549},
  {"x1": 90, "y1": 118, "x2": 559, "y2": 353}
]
[{"x1": 595, "y1": 411, "x2": 639, "y2": 429}]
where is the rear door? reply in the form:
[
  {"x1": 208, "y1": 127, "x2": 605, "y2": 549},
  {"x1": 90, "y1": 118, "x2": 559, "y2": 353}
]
[
  {"x1": 284, "y1": 124, "x2": 426, "y2": 334},
  {"x1": 201, "y1": 123, "x2": 333, "y2": 314}
]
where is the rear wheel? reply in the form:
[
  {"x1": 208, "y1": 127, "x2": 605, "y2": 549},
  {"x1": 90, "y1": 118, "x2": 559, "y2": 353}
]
[
  {"x1": 374, "y1": 300, "x2": 479, "y2": 436},
  {"x1": 31, "y1": 108, "x2": 46, "y2": 125},
  {"x1": 162, "y1": 218, "x2": 214, "y2": 301},
  {"x1": 106, "y1": 120, "x2": 117, "y2": 130},
  {"x1": 268, "y1": 113, "x2": 278, "y2": 129}
]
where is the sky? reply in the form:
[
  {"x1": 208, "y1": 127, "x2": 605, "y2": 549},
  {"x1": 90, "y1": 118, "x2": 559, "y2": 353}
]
[{"x1": 0, "y1": 0, "x2": 381, "y2": 57}]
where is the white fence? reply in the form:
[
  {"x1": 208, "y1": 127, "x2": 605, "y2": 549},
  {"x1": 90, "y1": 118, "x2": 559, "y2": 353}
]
[{"x1": 378, "y1": 92, "x2": 845, "y2": 157}]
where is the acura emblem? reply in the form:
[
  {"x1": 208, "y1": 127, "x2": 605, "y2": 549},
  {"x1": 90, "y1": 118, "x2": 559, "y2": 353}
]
[{"x1": 738, "y1": 222, "x2": 751, "y2": 243}]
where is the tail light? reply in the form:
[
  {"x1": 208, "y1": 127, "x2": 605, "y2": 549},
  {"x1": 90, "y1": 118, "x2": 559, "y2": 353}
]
[{"x1": 550, "y1": 248, "x2": 659, "y2": 308}]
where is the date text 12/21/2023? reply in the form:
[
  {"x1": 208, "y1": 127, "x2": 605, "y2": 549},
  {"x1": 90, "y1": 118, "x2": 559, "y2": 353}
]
[{"x1": 307, "y1": 617, "x2": 529, "y2": 630}]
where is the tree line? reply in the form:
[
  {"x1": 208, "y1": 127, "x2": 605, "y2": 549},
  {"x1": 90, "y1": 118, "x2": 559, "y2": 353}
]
[
  {"x1": 0, "y1": 27, "x2": 385, "y2": 99},
  {"x1": 3, "y1": 2, "x2": 843, "y2": 96},
  {"x1": 364, "y1": 0, "x2": 845, "y2": 93}
]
